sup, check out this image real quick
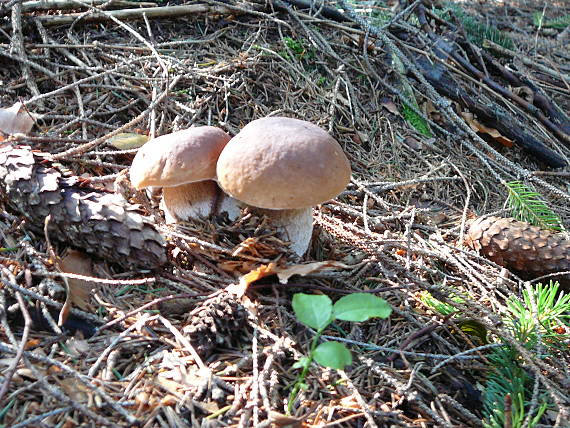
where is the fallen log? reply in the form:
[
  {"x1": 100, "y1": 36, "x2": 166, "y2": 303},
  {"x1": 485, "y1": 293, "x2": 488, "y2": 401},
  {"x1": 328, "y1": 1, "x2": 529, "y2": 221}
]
[{"x1": 415, "y1": 56, "x2": 567, "y2": 168}]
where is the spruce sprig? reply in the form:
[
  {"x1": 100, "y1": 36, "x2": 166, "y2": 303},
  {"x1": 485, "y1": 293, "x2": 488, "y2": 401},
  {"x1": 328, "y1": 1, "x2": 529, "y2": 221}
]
[
  {"x1": 504, "y1": 180, "x2": 563, "y2": 232},
  {"x1": 483, "y1": 282, "x2": 569, "y2": 428},
  {"x1": 438, "y1": 2, "x2": 514, "y2": 50}
]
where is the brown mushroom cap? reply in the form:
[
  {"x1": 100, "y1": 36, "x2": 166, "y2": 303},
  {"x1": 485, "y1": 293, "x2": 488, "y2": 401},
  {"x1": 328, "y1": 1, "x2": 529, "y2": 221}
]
[
  {"x1": 216, "y1": 117, "x2": 351, "y2": 209},
  {"x1": 130, "y1": 126, "x2": 231, "y2": 189}
]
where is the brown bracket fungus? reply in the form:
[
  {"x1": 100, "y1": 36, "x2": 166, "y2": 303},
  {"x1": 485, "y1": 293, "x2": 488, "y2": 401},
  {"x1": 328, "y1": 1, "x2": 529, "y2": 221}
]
[
  {"x1": 216, "y1": 116, "x2": 352, "y2": 256},
  {"x1": 129, "y1": 126, "x2": 240, "y2": 223}
]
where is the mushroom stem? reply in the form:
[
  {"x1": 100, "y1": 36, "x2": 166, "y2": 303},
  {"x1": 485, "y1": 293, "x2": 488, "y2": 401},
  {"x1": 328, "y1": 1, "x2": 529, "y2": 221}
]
[
  {"x1": 162, "y1": 181, "x2": 241, "y2": 223},
  {"x1": 255, "y1": 207, "x2": 314, "y2": 256},
  {"x1": 162, "y1": 181, "x2": 217, "y2": 223}
]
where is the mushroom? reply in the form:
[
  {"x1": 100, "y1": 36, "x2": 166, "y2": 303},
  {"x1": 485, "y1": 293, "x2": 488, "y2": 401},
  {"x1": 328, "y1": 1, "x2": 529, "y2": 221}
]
[
  {"x1": 129, "y1": 126, "x2": 240, "y2": 223},
  {"x1": 216, "y1": 116, "x2": 351, "y2": 256}
]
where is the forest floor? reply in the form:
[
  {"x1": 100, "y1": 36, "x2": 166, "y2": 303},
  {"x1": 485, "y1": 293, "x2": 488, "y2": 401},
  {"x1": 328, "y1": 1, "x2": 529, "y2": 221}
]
[{"x1": 0, "y1": 0, "x2": 569, "y2": 427}]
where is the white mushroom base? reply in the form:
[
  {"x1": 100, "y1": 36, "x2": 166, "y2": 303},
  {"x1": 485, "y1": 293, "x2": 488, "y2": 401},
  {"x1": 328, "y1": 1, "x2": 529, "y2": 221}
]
[
  {"x1": 161, "y1": 183, "x2": 313, "y2": 256},
  {"x1": 253, "y1": 207, "x2": 313, "y2": 256},
  {"x1": 161, "y1": 181, "x2": 241, "y2": 223}
]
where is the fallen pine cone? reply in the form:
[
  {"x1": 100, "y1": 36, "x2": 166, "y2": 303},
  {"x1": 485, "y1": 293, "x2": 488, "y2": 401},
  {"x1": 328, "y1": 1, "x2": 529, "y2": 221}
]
[
  {"x1": 465, "y1": 216, "x2": 570, "y2": 287},
  {"x1": 0, "y1": 144, "x2": 167, "y2": 269},
  {"x1": 181, "y1": 292, "x2": 249, "y2": 358}
]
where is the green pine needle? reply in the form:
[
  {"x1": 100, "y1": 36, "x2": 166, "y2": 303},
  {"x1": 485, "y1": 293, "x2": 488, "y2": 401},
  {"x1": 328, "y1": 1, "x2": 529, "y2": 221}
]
[
  {"x1": 483, "y1": 282, "x2": 568, "y2": 427},
  {"x1": 504, "y1": 181, "x2": 563, "y2": 231},
  {"x1": 438, "y1": 3, "x2": 514, "y2": 49}
]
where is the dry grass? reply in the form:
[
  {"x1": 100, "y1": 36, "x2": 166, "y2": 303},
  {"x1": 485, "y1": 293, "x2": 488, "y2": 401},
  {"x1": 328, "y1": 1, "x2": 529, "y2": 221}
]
[{"x1": 0, "y1": 0, "x2": 569, "y2": 426}]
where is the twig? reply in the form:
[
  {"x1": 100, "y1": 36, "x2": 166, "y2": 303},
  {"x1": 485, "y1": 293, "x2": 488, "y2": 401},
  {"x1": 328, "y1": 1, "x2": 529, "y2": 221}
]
[
  {"x1": 51, "y1": 75, "x2": 180, "y2": 159},
  {"x1": 0, "y1": 342, "x2": 138, "y2": 425},
  {"x1": 0, "y1": 278, "x2": 31, "y2": 403},
  {"x1": 159, "y1": 315, "x2": 208, "y2": 372},
  {"x1": 21, "y1": 0, "x2": 156, "y2": 12},
  {"x1": 96, "y1": 292, "x2": 209, "y2": 332},
  {"x1": 34, "y1": 4, "x2": 236, "y2": 27}
]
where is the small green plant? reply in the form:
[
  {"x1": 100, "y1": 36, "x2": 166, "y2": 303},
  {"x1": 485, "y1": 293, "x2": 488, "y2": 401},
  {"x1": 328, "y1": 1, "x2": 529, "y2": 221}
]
[
  {"x1": 280, "y1": 37, "x2": 315, "y2": 61},
  {"x1": 289, "y1": 292, "x2": 391, "y2": 413},
  {"x1": 401, "y1": 102, "x2": 433, "y2": 138},
  {"x1": 504, "y1": 181, "x2": 564, "y2": 231},
  {"x1": 506, "y1": 282, "x2": 570, "y2": 345},
  {"x1": 419, "y1": 290, "x2": 461, "y2": 316},
  {"x1": 391, "y1": 54, "x2": 433, "y2": 138},
  {"x1": 533, "y1": 12, "x2": 570, "y2": 29},
  {"x1": 419, "y1": 291, "x2": 487, "y2": 342},
  {"x1": 483, "y1": 282, "x2": 570, "y2": 427}
]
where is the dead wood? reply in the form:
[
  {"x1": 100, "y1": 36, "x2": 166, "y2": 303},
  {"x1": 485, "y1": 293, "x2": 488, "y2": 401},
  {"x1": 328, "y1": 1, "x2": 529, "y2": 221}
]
[
  {"x1": 30, "y1": 4, "x2": 237, "y2": 27},
  {"x1": 415, "y1": 56, "x2": 567, "y2": 168},
  {"x1": 0, "y1": 144, "x2": 167, "y2": 269},
  {"x1": 0, "y1": 0, "x2": 157, "y2": 17}
]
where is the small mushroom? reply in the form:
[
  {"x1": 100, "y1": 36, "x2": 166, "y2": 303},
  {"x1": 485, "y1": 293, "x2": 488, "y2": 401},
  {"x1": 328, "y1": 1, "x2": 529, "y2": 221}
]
[
  {"x1": 216, "y1": 117, "x2": 351, "y2": 256},
  {"x1": 129, "y1": 126, "x2": 240, "y2": 223}
]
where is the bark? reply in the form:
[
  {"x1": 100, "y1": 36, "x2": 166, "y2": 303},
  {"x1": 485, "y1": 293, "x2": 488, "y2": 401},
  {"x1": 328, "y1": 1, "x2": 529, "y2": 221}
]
[
  {"x1": 415, "y1": 56, "x2": 567, "y2": 168},
  {"x1": 0, "y1": 144, "x2": 167, "y2": 269}
]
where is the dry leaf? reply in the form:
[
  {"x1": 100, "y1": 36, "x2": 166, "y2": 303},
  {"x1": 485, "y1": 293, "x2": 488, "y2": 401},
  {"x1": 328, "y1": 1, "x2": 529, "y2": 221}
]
[
  {"x1": 269, "y1": 411, "x2": 304, "y2": 428},
  {"x1": 275, "y1": 260, "x2": 351, "y2": 283},
  {"x1": 57, "y1": 378, "x2": 91, "y2": 404},
  {"x1": 218, "y1": 260, "x2": 259, "y2": 274},
  {"x1": 380, "y1": 97, "x2": 400, "y2": 115},
  {"x1": 461, "y1": 111, "x2": 514, "y2": 147},
  {"x1": 402, "y1": 136, "x2": 422, "y2": 151},
  {"x1": 228, "y1": 261, "x2": 352, "y2": 297},
  {"x1": 227, "y1": 263, "x2": 278, "y2": 296},
  {"x1": 107, "y1": 132, "x2": 149, "y2": 150},
  {"x1": 64, "y1": 337, "x2": 90, "y2": 357},
  {"x1": 241, "y1": 262, "x2": 279, "y2": 284},
  {"x1": 0, "y1": 102, "x2": 34, "y2": 136},
  {"x1": 57, "y1": 250, "x2": 96, "y2": 325},
  {"x1": 155, "y1": 376, "x2": 186, "y2": 397},
  {"x1": 231, "y1": 237, "x2": 281, "y2": 258}
]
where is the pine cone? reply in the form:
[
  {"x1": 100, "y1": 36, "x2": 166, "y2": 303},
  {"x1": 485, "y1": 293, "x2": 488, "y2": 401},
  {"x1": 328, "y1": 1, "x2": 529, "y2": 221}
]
[
  {"x1": 0, "y1": 144, "x2": 167, "y2": 269},
  {"x1": 465, "y1": 216, "x2": 570, "y2": 286},
  {"x1": 182, "y1": 293, "x2": 249, "y2": 358}
]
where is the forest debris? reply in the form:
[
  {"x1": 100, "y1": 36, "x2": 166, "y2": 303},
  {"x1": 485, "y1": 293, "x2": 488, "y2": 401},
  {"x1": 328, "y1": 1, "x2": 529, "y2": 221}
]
[
  {"x1": 461, "y1": 111, "x2": 514, "y2": 147},
  {"x1": 415, "y1": 56, "x2": 566, "y2": 168},
  {"x1": 230, "y1": 260, "x2": 353, "y2": 296}
]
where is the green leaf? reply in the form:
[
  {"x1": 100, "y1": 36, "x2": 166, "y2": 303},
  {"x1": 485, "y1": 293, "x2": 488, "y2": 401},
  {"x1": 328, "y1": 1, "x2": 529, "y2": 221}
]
[
  {"x1": 419, "y1": 290, "x2": 462, "y2": 316},
  {"x1": 292, "y1": 357, "x2": 311, "y2": 370},
  {"x1": 313, "y1": 342, "x2": 352, "y2": 370},
  {"x1": 401, "y1": 102, "x2": 433, "y2": 138},
  {"x1": 332, "y1": 293, "x2": 392, "y2": 322},
  {"x1": 457, "y1": 320, "x2": 487, "y2": 344},
  {"x1": 292, "y1": 293, "x2": 333, "y2": 330}
]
